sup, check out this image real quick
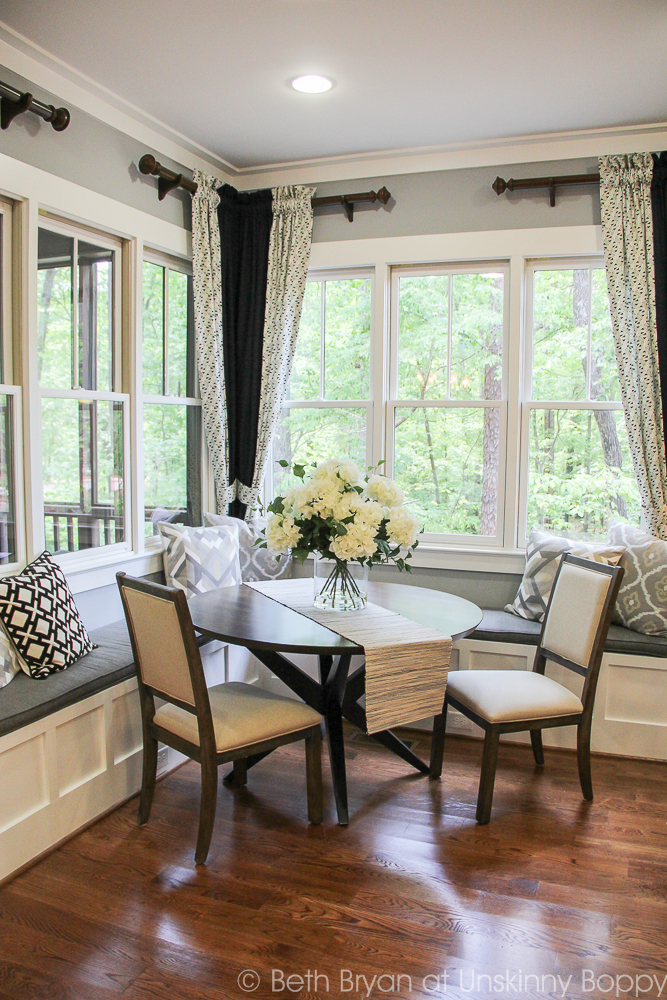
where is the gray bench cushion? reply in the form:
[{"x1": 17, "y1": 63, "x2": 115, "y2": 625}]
[
  {"x1": 0, "y1": 620, "x2": 212, "y2": 739},
  {"x1": 471, "y1": 610, "x2": 667, "y2": 658}
]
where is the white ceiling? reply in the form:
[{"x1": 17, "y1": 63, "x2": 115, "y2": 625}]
[{"x1": 1, "y1": 0, "x2": 666, "y2": 171}]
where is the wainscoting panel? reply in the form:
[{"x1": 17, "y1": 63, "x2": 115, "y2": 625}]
[
  {"x1": 56, "y1": 706, "x2": 106, "y2": 796},
  {"x1": 112, "y1": 690, "x2": 144, "y2": 765},
  {"x1": 0, "y1": 733, "x2": 48, "y2": 834}
]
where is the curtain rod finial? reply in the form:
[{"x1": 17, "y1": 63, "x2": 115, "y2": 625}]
[{"x1": 492, "y1": 176, "x2": 507, "y2": 197}]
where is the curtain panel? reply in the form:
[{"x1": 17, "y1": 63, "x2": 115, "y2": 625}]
[
  {"x1": 192, "y1": 179, "x2": 314, "y2": 520},
  {"x1": 651, "y1": 152, "x2": 667, "y2": 447},
  {"x1": 599, "y1": 153, "x2": 667, "y2": 540},
  {"x1": 191, "y1": 170, "x2": 232, "y2": 512}
]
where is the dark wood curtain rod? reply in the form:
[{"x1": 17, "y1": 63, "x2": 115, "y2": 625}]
[
  {"x1": 492, "y1": 173, "x2": 600, "y2": 207},
  {"x1": 138, "y1": 153, "x2": 391, "y2": 222},
  {"x1": 0, "y1": 80, "x2": 70, "y2": 131}
]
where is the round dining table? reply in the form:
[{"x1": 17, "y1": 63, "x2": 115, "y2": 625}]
[{"x1": 189, "y1": 580, "x2": 482, "y2": 825}]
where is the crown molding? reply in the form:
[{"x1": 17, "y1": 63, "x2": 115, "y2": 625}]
[
  {"x1": 0, "y1": 23, "x2": 234, "y2": 183},
  {"x1": 2, "y1": 24, "x2": 667, "y2": 192}
]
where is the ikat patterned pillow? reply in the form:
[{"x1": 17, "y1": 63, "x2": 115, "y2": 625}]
[
  {"x1": 158, "y1": 523, "x2": 242, "y2": 599},
  {"x1": 0, "y1": 551, "x2": 96, "y2": 679},
  {"x1": 506, "y1": 527, "x2": 625, "y2": 622},
  {"x1": 0, "y1": 620, "x2": 23, "y2": 688},
  {"x1": 204, "y1": 513, "x2": 291, "y2": 582},
  {"x1": 607, "y1": 520, "x2": 667, "y2": 636}
]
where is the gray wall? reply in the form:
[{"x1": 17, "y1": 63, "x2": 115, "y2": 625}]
[
  {"x1": 0, "y1": 64, "x2": 194, "y2": 230},
  {"x1": 310, "y1": 157, "x2": 601, "y2": 243}
]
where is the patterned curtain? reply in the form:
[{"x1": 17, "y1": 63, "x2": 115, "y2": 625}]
[
  {"x1": 599, "y1": 154, "x2": 667, "y2": 540},
  {"x1": 246, "y1": 186, "x2": 315, "y2": 514},
  {"x1": 191, "y1": 169, "x2": 233, "y2": 512}
]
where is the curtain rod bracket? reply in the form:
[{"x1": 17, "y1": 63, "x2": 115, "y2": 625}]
[
  {"x1": 0, "y1": 81, "x2": 70, "y2": 131},
  {"x1": 137, "y1": 151, "x2": 392, "y2": 220},
  {"x1": 492, "y1": 173, "x2": 599, "y2": 207}
]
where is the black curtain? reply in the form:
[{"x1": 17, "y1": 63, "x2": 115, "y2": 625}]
[
  {"x1": 217, "y1": 185, "x2": 273, "y2": 518},
  {"x1": 651, "y1": 153, "x2": 667, "y2": 447}
]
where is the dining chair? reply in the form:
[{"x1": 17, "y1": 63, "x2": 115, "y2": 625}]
[
  {"x1": 430, "y1": 553, "x2": 624, "y2": 824},
  {"x1": 117, "y1": 572, "x2": 324, "y2": 864}
]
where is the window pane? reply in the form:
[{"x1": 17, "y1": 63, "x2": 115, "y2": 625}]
[
  {"x1": 532, "y1": 269, "x2": 588, "y2": 401},
  {"x1": 0, "y1": 394, "x2": 16, "y2": 564},
  {"x1": 591, "y1": 267, "x2": 620, "y2": 401},
  {"x1": 143, "y1": 261, "x2": 164, "y2": 395},
  {"x1": 527, "y1": 408, "x2": 641, "y2": 536},
  {"x1": 450, "y1": 273, "x2": 504, "y2": 400},
  {"x1": 38, "y1": 228, "x2": 73, "y2": 389},
  {"x1": 288, "y1": 281, "x2": 321, "y2": 401},
  {"x1": 324, "y1": 278, "x2": 371, "y2": 400},
  {"x1": 272, "y1": 407, "x2": 366, "y2": 494},
  {"x1": 398, "y1": 275, "x2": 449, "y2": 400},
  {"x1": 79, "y1": 241, "x2": 114, "y2": 392},
  {"x1": 168, "y1": 269, "x2": 189, "y2": 397},
  {"x1": 143, "y1": 403, "x2": 202, "y2": 536},
  {"x1": 42, "y1": 398, "x2": 125, "y2": 554},
  {"x1": 394, "y1": 406, "x2": 500, "y2": 536}
]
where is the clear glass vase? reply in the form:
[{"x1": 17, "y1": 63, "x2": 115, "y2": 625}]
[{"x1": 313, "y1": 555, "x2": 368, "y2": 612}]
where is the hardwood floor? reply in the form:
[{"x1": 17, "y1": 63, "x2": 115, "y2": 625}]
[{"x1": 1, "y1": 728, "x2": 666, "y2": 1000}]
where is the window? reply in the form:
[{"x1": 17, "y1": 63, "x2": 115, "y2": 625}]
[
  {"x1": 38, "y1": 221, "x2": 128, "y2": 556},
  {"x1": 271, "y1": 271, "x2": 372, "y2": 494},
  {"x1": 142, "y1": 255, "x2": 202, "y2": 536},
  {"x1": 389, "y1": 266, "x2": 508, "y2": 543},
  {"x1": 522, "y1": 261, "x2": 640, "y2": 540},
  {"x1": 0, "y1": 199, "x2": 19, "y2": 566}
]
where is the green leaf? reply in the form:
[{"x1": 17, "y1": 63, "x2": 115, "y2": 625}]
[{"x1": 277, "y1": 459, "x2": 289, "y2": 468}]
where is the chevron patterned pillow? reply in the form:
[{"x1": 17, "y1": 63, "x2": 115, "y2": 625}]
[
  {"x1": 506, "y1": 527, "x2": 625, "y2": 622},
  {"x1": 204, "y1": 512, "x2": 291, "y2": 582},
  {"x1": 158, "y1": 523, "x2": 242, "y2": 599},
  {"x1": 0, "y1": 551, "x2": 96, "y2": 678}
]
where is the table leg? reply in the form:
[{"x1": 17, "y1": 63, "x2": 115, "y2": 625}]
[{"x1": 320, "y1": 653, "x2": 351, "y2": 826}]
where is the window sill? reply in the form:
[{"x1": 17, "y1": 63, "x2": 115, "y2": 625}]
[
  {"x1": 57, "y1": 548, "x2": 165, "y2": 595},
  {"x1": 408, "y1": 544, "x2": 526, "y2": 575}
]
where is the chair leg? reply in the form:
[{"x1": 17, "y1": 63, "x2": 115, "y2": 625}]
[
  {"x1": 476, "y1": 729, "x2": 500, "y2": 825},
  {"x1": 429, "y1": 698, "x2": 448, "y2": 779},
  {"x1": 305, "y1": 727, "x2": 323, "y2": 825},
  {"x1": 138, "y1": 733, "x2": 158, "y2": 826},
  {"x1": 233, "y1": 758, "x2": 248, "y2": 787},
  {"x1": 530, "y1": 729, "x2": 545, "y2": 766},
  {"x1": 577, "y1": 721, "x2": 594, "y2": 801},
  {"x1": 195, "y1": 755, "x2": 218, "y2": 865}
]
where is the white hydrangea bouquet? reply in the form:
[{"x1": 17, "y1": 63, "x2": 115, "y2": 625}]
[{"x1": 261, "y1": 458, "x2": 421, "y2": 611}]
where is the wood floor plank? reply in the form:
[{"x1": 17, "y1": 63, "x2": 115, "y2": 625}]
[{"x1": 1, "y1": 730, "x2": 665, "y2": 1000}]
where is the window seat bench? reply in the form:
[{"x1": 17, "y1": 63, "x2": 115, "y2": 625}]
[
  {"x1": 449, "y1": 609, "x2": 667, "y2": 764},
  {"x1": 0, "y1": 621, "x2": 213, "y2": 740},
  {"x1": 0, "y1": 619, "x2": 218, "y2": 884},
  {"x1": 471, "y1": 609, "x2": 667, "y2": 659}
]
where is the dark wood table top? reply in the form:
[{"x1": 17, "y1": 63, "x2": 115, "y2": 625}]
[{"x1": 188, "y1": 580, "x2": 482, "y2": 656}]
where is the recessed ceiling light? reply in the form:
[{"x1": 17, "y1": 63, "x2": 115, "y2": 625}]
[{"x1": 291, "y1": 74, "x2": 333, "y2": 94}]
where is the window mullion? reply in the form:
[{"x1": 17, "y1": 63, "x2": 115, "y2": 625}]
[
  {"x1": 163, "y1": 265, "x2": 169, "y2": 396},
  {"x1": 72, "y1": 236, "x2": 79, "y2": 389},
  {"x1": 320, "y1": 279, "x2": 325, "y2": 400}
]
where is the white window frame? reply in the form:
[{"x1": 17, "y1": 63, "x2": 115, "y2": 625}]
[
  {"x1": 37, "y1": 216, "x2": 130, "y2": 566},
  {"x1": 141, "y1": 248, "x2": 204, "y2": 550},
  {"x1": 517, "y1": 255, "x2": 625, "y2": 548},
  {"x1": 267, "y1": 266, "x2": 374, "y2": 500},
  {"x1": 387, "y1": 261, "x2": 510, "y2": 548}
]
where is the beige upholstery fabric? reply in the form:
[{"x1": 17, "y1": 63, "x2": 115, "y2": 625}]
[
  {"x1": 447, "y1": 669, "x2": 583, "y2": 724},
  {"x1": 153, "y1": 681, "x2": 322, "y2": 752},
  {"x1": 542, "y1": 562, "x2": 612, "y2": 667},
  {"x1": 122, "y1": 588, "x2": 195, "y2": 706}
]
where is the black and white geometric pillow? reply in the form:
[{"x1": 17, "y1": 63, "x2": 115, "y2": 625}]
[{"x1": 0, "y1": 551, "x2": 96, "y2": 679}]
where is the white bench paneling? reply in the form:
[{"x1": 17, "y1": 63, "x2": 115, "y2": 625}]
[{"x1": 0, "y1": 641, "x2": 232, "y2": 884}]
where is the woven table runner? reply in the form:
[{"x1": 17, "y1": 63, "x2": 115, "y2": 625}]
[{"x1": 247, "y1": 578, "x2": 451, "y2": 734}]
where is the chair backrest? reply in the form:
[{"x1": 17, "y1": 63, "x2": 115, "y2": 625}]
[
  {"x1": 535, "y1": 552, "x2": 624, "y2": 714},
  {"x1": 116, "y1": 573, "x2": 210, "y2": 727}
]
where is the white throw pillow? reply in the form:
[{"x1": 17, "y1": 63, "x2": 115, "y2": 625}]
[
  {"x1": 506, "y1": 527, "x2": 625, "y2": 622},
  {"x1": 158, "y1": 523, "x2": 242, "y2": 599},
  {"x1": 607, "y1": 520, "x2": 667, "y2": 636},
  {"x1": 204, "y1": 513, "x2": 291, "y2": 582},
  {"x1": 0, "y1": 621, "x2": 23, "y2": 688}
]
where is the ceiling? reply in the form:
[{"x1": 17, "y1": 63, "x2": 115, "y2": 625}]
[{"x1": 1, "y1": 0, "x2": 666, "y2": 170}]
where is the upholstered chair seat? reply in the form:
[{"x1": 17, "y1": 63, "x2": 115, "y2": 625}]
[
  {"x1": 154, "y1": 682, "x2": 322, "y2": 753},
  {"x1": 446, "y1": 670, "x2": 583, "y2": 725}
]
